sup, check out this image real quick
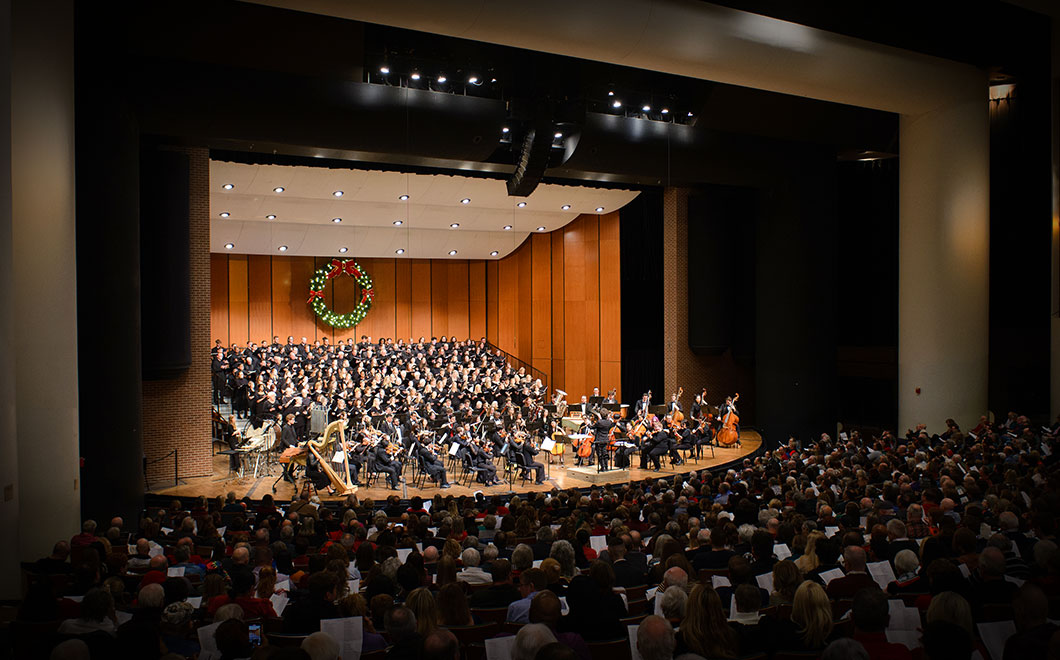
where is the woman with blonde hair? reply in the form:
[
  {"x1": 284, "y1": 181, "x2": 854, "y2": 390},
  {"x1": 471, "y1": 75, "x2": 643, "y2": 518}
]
[
  {"x1": 925, "y1": 591, "x2": 973, "y2": 636},
  {"x1": 405, "y1": 587, "x2": 439, "y2": 636},
  {"x1": 794, "y1": 532, "x2": 825, "y2": 573},
  {"x1": 675, "y1": 584, "x2": 739, "y2": 658},
  {"x1": 442, "y1": 539, "x2": 462, "y2": 562},
  {"x1": 255, "y1": 566, "x2": 277, "y2": 599},
  {"x1": 764, "y1": 580, "x2": 833, "y2": 653}
]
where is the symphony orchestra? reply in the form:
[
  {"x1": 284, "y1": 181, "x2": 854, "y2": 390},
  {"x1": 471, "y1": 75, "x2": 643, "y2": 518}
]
[{"x1": 210, "y1": 335, "x2": 745, "y2": 495}]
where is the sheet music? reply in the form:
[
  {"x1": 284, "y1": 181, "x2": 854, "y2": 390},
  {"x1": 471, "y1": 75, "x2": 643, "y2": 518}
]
[
  {"x1": 818, "y1": 568, "x2": 845, "y2": 585},
  {"x1": 712, "y1": 575, "x2": 731, "y2": 589},
  {"x1": 824, "y1": 526, "x2": 839, "y2": 538},
  {"x1": 197, "y1": 621, "x2": 222, "y2": 660},
  {"x1": 589, "y1": 535, "x2": 607, "y2": 553},
  {"x1": 629, "y1": 625, "x2": 643, "y2": 660},
  {"x1": 186, "y1": 596, "x2": 202, "y2": 609},
  {"x1": 773, "y1": 543, "x2": 791, "y2": 559},
  {"x1": 485, "y1": 635, "x2": 516, "y2": 660},
  {"x1": 321, "y1": 616, "x2": 363, "y2": 660},
  {"x1": 888, "y1": 599, "x2": 920, "y2": 631},
  {"x1": 167, "y1": 567, "x2": 185, "y2": 577},
  {"x1": 397, "y1": 548, "x2": 413, "y2": 563},
  {"x1": 976, "y1": 620, "x2": 1016, "y2": 660},
  {"x1": 867, "y1": 561, "x2": 897, "y2": 589},
  {"x1": 756, "y1": 573, "x2": 774, "y2": 593},
  {"x1": 270, "y1": 593, "x2": 288, "y2": 615},
  {"x1": 886, "y1": 630, "x2": 921, "y2": 650}
]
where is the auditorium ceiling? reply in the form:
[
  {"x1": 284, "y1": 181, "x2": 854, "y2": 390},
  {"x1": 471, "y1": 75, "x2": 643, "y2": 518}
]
[{"x1": 209, "y1": 161, "x2": 639, "y2": 258}]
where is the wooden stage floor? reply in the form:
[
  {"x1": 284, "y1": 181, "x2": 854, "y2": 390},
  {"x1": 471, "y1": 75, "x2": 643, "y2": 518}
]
[{"x1": 151, "y1": 432, "x2": 761, "y2": 502}]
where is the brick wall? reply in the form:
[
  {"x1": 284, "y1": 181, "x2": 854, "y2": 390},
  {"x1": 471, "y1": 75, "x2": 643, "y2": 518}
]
[
  {"x1": 662, "y1": 188, "x2": 754, "y2": 419},
  {"x1": 142, "y1": 146, "x2": 213, "y2": 484}
]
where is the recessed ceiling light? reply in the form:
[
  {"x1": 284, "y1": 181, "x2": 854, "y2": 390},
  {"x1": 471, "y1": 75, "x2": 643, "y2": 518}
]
[
  {"x1": 490, "y1": 78, "x2": 497, "y2": 83},
  {"x1": 612, "y1": 100, "x2": 622, "y2": 108},
  {"x1": 339, "y1": 247, "x2": 348, "y2": 253},
  {"x1": 503, "y1": 225, "x2": 513, "y2": 230},
  {"x1": 490, "y1": 251, "x2": 499, "y2": 256},
  {"x1": 222, "y1": 183, "x2": 234, "y2": 190},
  {"x1": 380, "y1": 66, "x2": 390, "y2": 74},
  {"x1": 536, "y1": 226, "x2": 546, "y2": 232},
  {"x1": 393, "y1": 220, "x2": 403, "y2": 226},
  {"x1": 661, "y1": 108, "x2": 669, "y2": 114},
  {"x1": 687, "y1": 111, "x2": 693, "y2": 117},
  {"x1": 554, "y1": 132, "x2": 562, "y2": 139},
  {"x1": 219, "y1": 212, "x2": 230, "y2": 218},
  {"x1": 450, "y1": 223, "x2": 460, "y2": 228},
  {"x1": 561, "y1": 204, "x2": 571, "y2": 210},
  {"x1": 332, "y1": 217, "x2": 342, "y2": 223},
  {"x1": 642, "y1": 105, "x2": 651, "y2": 112},
  {"x1": 517, "y1": 202, "x2": 527, "y2": 208},
  {"x1": 410, "y1": 72, "x2": 421, "y2": 80},
  {"x1": 596, "y1": 207, "x2": 604, "y2": 212},
  {"x1": 278, "y1": 245, "x2": 288, "y2": 252},
  {"x1": 502, "y1": 127, "x2": 509, "y2": 133},
  {"x1": 448, "y1": 250, "x2": 458, "y2": 255},
  {"x1": 273, "y1": 186, "x2": 285, "y2": 193},
  {"x1": 437, "y1": 74, "x2": 447, "y2": 83},
  {"x1": 608, "y1": 91, "x2": 614, "y2": 96},
  {"x1": 266, "y1": 214, "x2": 276, "y2": 220},
  {"x1": 468, "y1": 76, "x2": 478, "y2": 84},
  {"x1": 332, "y1": 190, "x2": 344, "y2": 197},
  {"x1": 395, "y1": 248, "x2": 405, "y2": 255},
  {"x1": 224, "y1": 243, "x2": 234, "y2": 250},
  {"x1": 460, "y1": 198, "x2": 471, "y2": 204},
  {"x1": 399, "y1": 194, "x2": 409, "y2": 201}
]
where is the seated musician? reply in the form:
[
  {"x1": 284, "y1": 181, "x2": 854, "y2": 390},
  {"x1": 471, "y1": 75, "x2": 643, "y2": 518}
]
[
  {"x1": 612, "y1": 419, "x2": 637, "y2": 469},
  {"x1": 304, "y1": 449, "x2": 332, "y2": 493},
  {"x1": 512, "y1": 432, "x2": 545, "y2": 485},
  {"x1": 417, "y1": 439, "x2": 451, "y2": 489},
  {"x1": 469, "y1": 439, "x2": 501, "y2": 486},
  {"x1": 280, "y1": 413, "x2": 299, "y2": 484},
  {"x1": 372, "y1": 441, "x2": 401, "y2": 491},
  {"x1": 693, "y1": 417, "x2": 714, "y2": 459},
  {"x1": 223, "y1": 414, "x2": 242, "y2": 471},
  {"x1": 646, "y1": 421, "x2": 671, "y2": 471},
  {"x1": 670, "y1": 420, "x2": 692, "y2": 466}
]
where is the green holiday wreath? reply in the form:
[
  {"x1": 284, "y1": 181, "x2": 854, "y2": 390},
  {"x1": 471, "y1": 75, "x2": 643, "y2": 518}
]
[{"x1": 307, "y1": 258, "x2": 374, "y2": 328}]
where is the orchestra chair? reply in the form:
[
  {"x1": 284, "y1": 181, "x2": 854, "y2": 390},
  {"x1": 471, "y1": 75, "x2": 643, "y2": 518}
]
[{"x1": 508, "y1": 452, "x2": 532, "y2": 487}]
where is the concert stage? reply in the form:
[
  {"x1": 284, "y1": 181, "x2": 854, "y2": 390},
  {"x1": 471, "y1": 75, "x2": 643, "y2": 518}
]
[{"x1": 150, "y1": 432, "x2": 761, "y2": 502}]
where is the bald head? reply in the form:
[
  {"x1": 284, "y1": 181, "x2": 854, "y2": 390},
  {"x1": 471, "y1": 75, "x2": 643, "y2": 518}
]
[
  {"x1": 662, "y1": 566, "x2": 688, "y2": 590},
  {"x1": 423, "y1": 546, "x2": 439, "y2": 562},
  {"x1": 843, "y1": 545, "x2": 867, "y2": 572},
  {"x1": 232, "y1": 546, "x2": 250, "y2": 565},
  {"x1": 636, "y1": 615, "x2": 676, "y2": 660}
]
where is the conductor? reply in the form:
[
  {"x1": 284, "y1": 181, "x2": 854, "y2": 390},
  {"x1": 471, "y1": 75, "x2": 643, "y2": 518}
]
[{"x1": 590, "y1": 411, "x2": 614, "y2": 472}]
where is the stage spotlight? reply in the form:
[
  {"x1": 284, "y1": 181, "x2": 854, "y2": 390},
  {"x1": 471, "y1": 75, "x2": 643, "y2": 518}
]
[
  {"x1": 642, "y1": 105, "x2": 651, "y2": 112},
  {"x1": 502, "y1": 127, "x2": 510, "y2": 133},
  {"x1": 437, "y1": 74, "x2": 447, "y2": 83},
  {"x1": 380, "y1": 66, "x2": 389, "y2": 74},
  {"x1": 410, "y1": 72, "x2": 421, "y2": 80},
  {"x1": 687, "y1": 111, "x2": 693, "y2": 117},
  {"x1": 661, "y1": 108, "x2": 670, "y2": 114},
  {"x1": 554, "y1": 132, "x2": 562, "y2": 139},
  {"x1": 612, "y1": 100, "x2": 622, "y2": 108},
  {"x1": 608, "y1": 90, "x2": 614, "y2": 96},
  {"x1": 468, "y1": 75, "x2": 479, "y2": 84}
]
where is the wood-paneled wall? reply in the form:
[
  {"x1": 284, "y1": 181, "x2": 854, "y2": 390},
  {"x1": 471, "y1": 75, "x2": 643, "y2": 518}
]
[{"x1": 210, "y1": 213, "x2": 621, "y2": 400}]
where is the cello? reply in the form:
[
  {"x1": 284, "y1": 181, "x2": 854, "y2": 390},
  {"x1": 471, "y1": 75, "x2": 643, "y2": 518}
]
[{"x1": 716, "y1": 393, "x2": 740, "y2": 447}]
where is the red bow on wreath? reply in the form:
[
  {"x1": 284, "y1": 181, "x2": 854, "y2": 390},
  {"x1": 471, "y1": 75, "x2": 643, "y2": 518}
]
[
  {"x1": 306, "y1": 289, "x2": 325, "y2": 304},
  {"x1": 326, "y1": 259, "x2": 361, "y2": 280},
  {"x1": 360, "y1": 288, "x2": 374, "y2": 304}
]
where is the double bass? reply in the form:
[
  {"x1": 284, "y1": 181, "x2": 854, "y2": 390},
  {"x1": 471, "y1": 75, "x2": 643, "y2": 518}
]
[{"x1": 716, "y1": 393, "x2": 740, "y2": 447}]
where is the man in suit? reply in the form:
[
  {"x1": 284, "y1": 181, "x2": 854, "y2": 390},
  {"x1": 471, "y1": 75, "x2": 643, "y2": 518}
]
[
  {"x1": 515, "y1": 434, "x2": 546, "y2": 484},
  {"x1": 826, "y1": 545, "x2": 879, "y2": 600},
  {"x1": 417, "y1": 440, "x2": 450, "y2": 489},
  {"x1": 280, "y1": 414, "x2": 299, "y2": 484},
  {"x1": 608, "y1": 537, "x2": 647, "y2": 588},
  {"x1": 590, "y1": 412, "x2": 614, "y2": 472},
  {"x1": 373, "y1": 443, "x2": 401, "y2": 490},
  {"x1": 576, "y1": 395, "x2": 590, "y2": 416}
]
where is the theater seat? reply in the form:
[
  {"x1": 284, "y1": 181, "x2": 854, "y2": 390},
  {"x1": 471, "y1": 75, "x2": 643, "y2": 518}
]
[
  {"x1": 442, "y1": 622, "x2": 501, "y2": 646},
  {"x1": 587, "y1": 637, "x2": 632, "y2": 660},
  {"x1": 469, "y1": 607, "x2": 509, "y2": 624}
]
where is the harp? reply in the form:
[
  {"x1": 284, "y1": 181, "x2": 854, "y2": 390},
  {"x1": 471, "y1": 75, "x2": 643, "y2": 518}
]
[{"x1": 307, "y1": 419, "x2": 356, "y2": 496}]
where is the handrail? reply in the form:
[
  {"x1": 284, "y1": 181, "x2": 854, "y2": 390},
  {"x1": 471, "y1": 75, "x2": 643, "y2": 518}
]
[{"x1": 484, "y1": 341, "x2": 548, "y2": 389}]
